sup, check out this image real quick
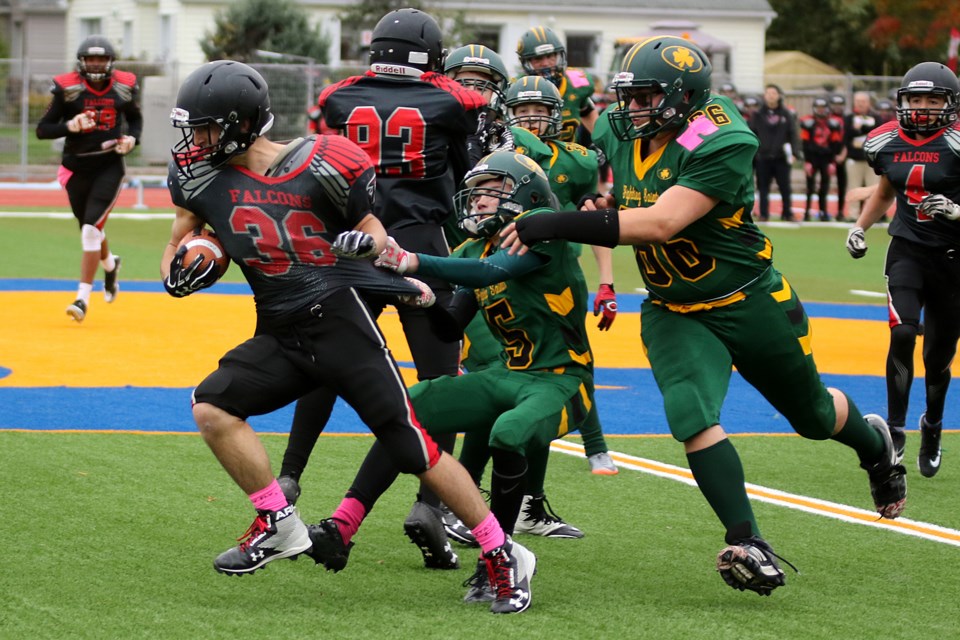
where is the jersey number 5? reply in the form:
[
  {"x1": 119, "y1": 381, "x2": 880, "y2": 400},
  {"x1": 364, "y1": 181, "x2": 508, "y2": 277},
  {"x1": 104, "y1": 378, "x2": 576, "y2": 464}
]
[{"x1": 343, "y1": 106, "x2": 427, "y2": 178}]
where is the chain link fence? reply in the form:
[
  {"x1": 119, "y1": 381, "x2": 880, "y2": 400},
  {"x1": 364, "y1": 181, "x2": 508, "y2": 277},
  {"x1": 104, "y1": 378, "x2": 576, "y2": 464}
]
[{"x1": 0, "y1": 58, "x2": 905, "y2": 183}]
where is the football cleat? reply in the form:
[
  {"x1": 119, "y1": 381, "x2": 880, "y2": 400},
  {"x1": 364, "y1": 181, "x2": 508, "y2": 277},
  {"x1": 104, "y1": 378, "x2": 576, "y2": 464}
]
[
  {"x1": 462, "y1": 558, "x2": 495, "y2": 603},
  {"x1": 861, "y1": 414, "x2": 908, "y2": 518},
  {"x1": 514, "y1": 494, "x2": 583, "y2": 538},
  {"x1": 587, "y1": 451, "x2": 619, "y2": 475},
  {"x1": 404, "y1": 500, "x2": 459, "y2": 569},
  {"x1": 918, "y1": 413, "x2": 943, "y2": 478},
  {"x1": 277, "y1": 475, "x2": 301, "y2": 506},
  {"x1": 104, "y1": 256, "x2": 121, "y2": 303},
  {"x1": 213, "y1": 505, "x2": 311, "y2": 575},
  {"x1": 484, "y1": 537, "x2": 536, "y2": 614},
  {"x1": 440, "y1": 503, "x2": 478, "y2": 547},
  {"x1": 304, "y1": 518, "x2": 354, "y2": 572},
  {"x1": 716, "y1": 523, "x2": 792, "y2": 596},
  {"x1": 66, "y1": 298, "x2": 87, "y2": 322}
]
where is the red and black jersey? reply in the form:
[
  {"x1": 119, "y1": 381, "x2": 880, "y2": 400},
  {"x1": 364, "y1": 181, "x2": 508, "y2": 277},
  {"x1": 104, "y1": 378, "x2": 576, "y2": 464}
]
[
  {"x1": 866, "y1": 120, "x2": 960, "y2": 248},
  {"x1": 35, "y1": 70, "x2": 143, "y2": 171},
  {"x1": 168, "y1": 135, "x2": 417, "y2": 319},
  {"x1": 318, "y1": 71, "x2": 485, "y2": 230},
  {"x1": 799, "y1": 114, "x2": 844, "y2": 159}
]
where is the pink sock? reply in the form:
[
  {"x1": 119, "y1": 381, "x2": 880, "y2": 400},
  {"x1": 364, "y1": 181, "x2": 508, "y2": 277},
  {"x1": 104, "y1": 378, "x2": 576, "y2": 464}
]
[
  {"x1": 472, "y1": 512, "x2": 506, "y2": 554},
  {"x1": 249, "y1": 479, "x2": 288, "y2": 513},
  {"x1": 331, "y1": 497, "x2": 367, "y2": 545}
]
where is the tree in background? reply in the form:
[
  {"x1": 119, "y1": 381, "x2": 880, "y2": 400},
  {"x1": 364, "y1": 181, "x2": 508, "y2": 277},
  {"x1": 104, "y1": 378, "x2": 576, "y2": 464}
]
[
  {"x1": 869, "y1": 1, "x2": 960, "y2": 74},
  {"x1": 201, "y1": 0, "x2": 331, "y2": 63}
]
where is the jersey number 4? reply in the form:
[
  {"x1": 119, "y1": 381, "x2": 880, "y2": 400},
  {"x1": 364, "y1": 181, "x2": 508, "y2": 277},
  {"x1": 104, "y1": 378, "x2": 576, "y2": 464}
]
[
  {"x1": 904, "y1": 164, "x2": 934, "y2": 221},
  {"x1": 343, "y1": 106, "x2": 427, "y2": 178}
]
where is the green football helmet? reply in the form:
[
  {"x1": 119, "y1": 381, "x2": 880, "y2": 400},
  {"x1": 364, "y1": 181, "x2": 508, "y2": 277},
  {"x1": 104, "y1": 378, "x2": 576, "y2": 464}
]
[
  {"x1": 444, "y1": 44, "x2": 509, "y2": 118},
  {"x1": 516, "y1": 26, "x2": 566, "y2": 85},
  {"x1": 607, "y1": 36, "x2": 712, "y2": 141},
  {"x1": 454, "y1": 150, "x2": 558, "y2": 238},
  {"x1": 504, "y1": 75, "x2": 564, "y2": 139}
]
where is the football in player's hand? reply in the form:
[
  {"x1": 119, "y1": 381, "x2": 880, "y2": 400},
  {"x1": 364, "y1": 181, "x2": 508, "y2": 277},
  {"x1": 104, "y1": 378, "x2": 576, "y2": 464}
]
[{"x1": 177, "y1": 226, "x2": 230, "y2": 278}]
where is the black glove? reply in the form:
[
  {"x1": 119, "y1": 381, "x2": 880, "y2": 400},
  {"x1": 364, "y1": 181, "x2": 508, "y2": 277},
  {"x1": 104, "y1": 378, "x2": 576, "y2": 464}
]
[
  {"x1": 332, "y1": 230, "x2": 378, "y2": 259},
  {"x1": 163, "y1": 246, "x2": 219, "y2": 298},
  {"x1": 479, "y1": 119, "x2": 514, "y2": 154}
]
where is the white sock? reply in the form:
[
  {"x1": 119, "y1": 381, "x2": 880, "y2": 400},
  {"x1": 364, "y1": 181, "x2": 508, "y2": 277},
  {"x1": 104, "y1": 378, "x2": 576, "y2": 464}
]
[
  {"x1": 77, "y1": 282, "x2": 93, "y2": 303},
  {"x1": 101, "y1": 254, "x2": 117, "y2": 272}
]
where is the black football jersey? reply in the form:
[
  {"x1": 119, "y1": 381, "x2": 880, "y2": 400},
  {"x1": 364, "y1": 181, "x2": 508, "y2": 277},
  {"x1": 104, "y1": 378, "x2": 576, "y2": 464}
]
[
  {"x1": 866, "y1": 120, "x2": 960, "y2": 248},
  {"x1": 168, "y1": 135, "x2": 417, "y2": 318},
  {"x1": 317, "y1": 71, "x2": 486, "y2": 230},
  {"x1": 36, "y1": 70, "x2": 143, "y2": 170}
]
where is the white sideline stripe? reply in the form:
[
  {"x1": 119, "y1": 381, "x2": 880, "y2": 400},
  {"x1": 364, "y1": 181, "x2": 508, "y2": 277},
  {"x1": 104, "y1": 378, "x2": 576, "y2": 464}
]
[
  {"x1": 850, "y1": 289, "x2": 887, "y2": 298},
  {"x1": 550, "y1": 440, "x2": 960, "y2": 547},
  {"x1": 0, "y1": 211, "x2": 173, "y2": 220}
]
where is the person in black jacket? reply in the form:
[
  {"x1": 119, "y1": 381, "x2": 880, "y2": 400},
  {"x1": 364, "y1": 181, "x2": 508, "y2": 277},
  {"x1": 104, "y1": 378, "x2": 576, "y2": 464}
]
[
  {"x1": 749, "y1": 84, "x2": 800, "y2": 221},
  {"x1": 842, "y1": 91, "x2": 879, "y2": 222}
]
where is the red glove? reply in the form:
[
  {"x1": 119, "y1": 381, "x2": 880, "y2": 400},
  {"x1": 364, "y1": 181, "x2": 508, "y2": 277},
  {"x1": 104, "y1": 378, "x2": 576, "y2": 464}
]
[{"x1": 593, "y1": 283, "x2": 617, "y2": 331}]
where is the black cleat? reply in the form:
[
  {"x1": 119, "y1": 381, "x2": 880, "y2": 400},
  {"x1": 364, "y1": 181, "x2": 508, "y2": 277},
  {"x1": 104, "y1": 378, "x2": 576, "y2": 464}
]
[
  {"x1": 862, "y1": 414, "x2": 907, "y2": 518},
  {"x1": 918, "y1": 413, "x2": 943, "y2": 478},
  {"x1": 404, "y1": 500, "x2": 459, "y2": 569},
  {"x1": 716, "y1": 522, "x2": 793, "y2": 596},
  {"x1": 104, "y1": 256, "x2": 121, "y2": 303},
  {"x1": 513, "y1": 494, "x2": 583, "y2": 538},
  {"x1": 440, "y1": 503, "x2": 478, "y2": 547},
  {"x1": 66, "y1": 298, "x2": 87, "y2": 322},
  {"x1": 277, "y1": 475, "x2": 301, "y2": 506},
  {"x1": 484, "y1": 537, "x2": 536, "y2": 614},
  {"x1": 462, "y1": 558, "x2": 495, "y2": 603},
  {"x1": 213, "y1": 505, "x2": 311, "y2": 576},
  {"x1": 304, "y1": 518, "x2": 353, "y2": 572}
]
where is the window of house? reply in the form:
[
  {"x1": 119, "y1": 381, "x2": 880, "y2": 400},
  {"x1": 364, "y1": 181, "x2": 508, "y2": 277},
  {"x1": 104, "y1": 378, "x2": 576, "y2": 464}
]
[
  {"x1": 123, "y1": 21, "x2": 134, "y2": 58},
  {"x1": 80, "y1": 18, "x2": 103, "y2": 40},
  {"x1": 160, "y1": 15, "x2": 174, "y2": 62},
  {"x1": 566, "y1": 34, "x2": 597, "y2": 70},
  {"x1": 468, "y1": 27, "x2": 501, "y2": 53}
]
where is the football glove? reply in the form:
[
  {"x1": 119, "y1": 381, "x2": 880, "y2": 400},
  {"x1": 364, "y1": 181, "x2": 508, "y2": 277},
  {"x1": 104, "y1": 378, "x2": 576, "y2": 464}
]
[
  {"x1": 845, "y1": 226, "x2": 867, "y2": 259},
  {"x1": 918, "y1": 193, "x2": 960, "y2": 221},
  {"x1": 593, "y1": 283, "x2": 617, "y2": 331},
  {"x1": 398, "y1": 277, "x2": 435, "y2": 308},
  {"x1": 479, "y1": 120, "x2": 514, "y2": 154},
  {"x1": 374, "y1": 236, "x2": 411, "y2": 274},
  {"x1": 331, "y1": 230, "x2": 378, "y2": 259},
  {"x1": 163, "y1": 246, "x2": 219, "y2": 298}
]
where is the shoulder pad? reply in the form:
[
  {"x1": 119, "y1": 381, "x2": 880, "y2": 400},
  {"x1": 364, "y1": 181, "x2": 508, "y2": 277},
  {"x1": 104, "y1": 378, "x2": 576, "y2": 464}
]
[
  {"x1": 112, "y1": 70, "x2": 138, "y2": 87},
  {"x1": 424, "y1": 73, "x2": 487, "y2": 110}
]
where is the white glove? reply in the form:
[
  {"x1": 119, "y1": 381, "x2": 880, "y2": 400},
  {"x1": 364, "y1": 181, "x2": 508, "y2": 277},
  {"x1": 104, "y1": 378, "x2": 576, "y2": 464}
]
[
  {"x1": 398, "y1": 277, "x2": 435, "y2": 308},
  {"x1": 846, "y1": 226, "x2": 867, "y2": 259},
  {"x1": 115, "y1": 135, "x2": 136, "y2": 155},
  {"x1": 374, "y1": 236, "x2": 411, "y2": 273},
  {"x1": 919, "y1": 194, "x2": 960, "y2": 221},
  {"x1": 331, "y1": 230, "x2": 378, "y2": 259},
  {"x1": 67, "y1": 111, "x2": 96, "y2": 133}
]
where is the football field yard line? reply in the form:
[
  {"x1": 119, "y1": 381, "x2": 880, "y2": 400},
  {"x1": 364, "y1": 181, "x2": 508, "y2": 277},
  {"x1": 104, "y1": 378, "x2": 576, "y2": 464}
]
[{"x1": 550, "y1": 440, "x2": 960, "y2": 547}]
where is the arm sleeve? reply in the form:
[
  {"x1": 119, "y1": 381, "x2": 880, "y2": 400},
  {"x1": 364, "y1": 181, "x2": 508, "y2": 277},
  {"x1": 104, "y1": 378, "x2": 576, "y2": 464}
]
[
  {"x1": 416, "y1": 248, "x2": 547, "y2": 288},
  {"x1": 425, "y1": 287, "x2": 479, "y2": 342},
  {"x1": 36, "y1": 86, "x2": 70, "y2": 139},
  {"x1": 125, "y1": 85, "x2": 144, "y2": 142}
]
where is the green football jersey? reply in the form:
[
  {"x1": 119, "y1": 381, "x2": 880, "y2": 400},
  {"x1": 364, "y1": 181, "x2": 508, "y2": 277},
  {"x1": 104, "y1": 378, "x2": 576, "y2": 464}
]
[
  {"x1": 450, "y1": 214, "x2": 592, "y2": 373},
  {"x1": 594, "y1": 94, "x2": 771, "y2": 307},
  {"x1": 512, "y1": 126, "x2": 599, "y2": 210},
  {"x1": 556, "y1": 68, "x2": 597, "y2": 142}
]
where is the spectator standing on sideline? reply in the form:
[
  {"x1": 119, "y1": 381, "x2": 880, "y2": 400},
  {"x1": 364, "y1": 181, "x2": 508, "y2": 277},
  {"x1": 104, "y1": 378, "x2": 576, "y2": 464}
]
[
  {"x1": 36, "y1": 35, "x2": 141, "y2": 323},
  {"x1": 161, "y1": 61, "x2": 535, "y2": 611},
  {"x1": 799, "y1": 97, "x2": 844, "y2": 221},
  {"x1": 843, "y1": 91, "x2": 880, "y2": 222},
  {"x1": 876, "y1": 99, "x2": 896, "y2": 125},
  {"x1": 503, "y1": 35, "x2": 907, "y2": 595},
  {"x1": 277, "y1": 8, "x2": 485, "y2": 571},
  {"x1": 516, "y1": 26, "x2": 598, "y2": 142},
  {"x1": 846, "y1": 62, "x2": 960, "y2": 479},
  {"x1": 750, "y1": 84, "x2": 800, "y2": 221},
  {"x1": 830, "y1": 94, "x2": 850, "y2": 219}
]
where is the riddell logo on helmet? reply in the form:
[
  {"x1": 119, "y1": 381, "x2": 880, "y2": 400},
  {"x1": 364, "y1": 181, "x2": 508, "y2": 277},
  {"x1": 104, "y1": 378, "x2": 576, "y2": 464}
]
[
  {"x1": 371, "y1": 63, "x2": 423, "y2": 77},
  {"x1": 661, "y1": 46, "x2": 703, "y2": 73}
]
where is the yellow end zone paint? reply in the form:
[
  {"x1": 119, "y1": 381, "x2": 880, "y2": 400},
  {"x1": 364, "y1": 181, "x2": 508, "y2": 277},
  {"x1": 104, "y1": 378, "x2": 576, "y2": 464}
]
[{"x1": 1, "y1": 291, "x2": 955, "y2": 387}]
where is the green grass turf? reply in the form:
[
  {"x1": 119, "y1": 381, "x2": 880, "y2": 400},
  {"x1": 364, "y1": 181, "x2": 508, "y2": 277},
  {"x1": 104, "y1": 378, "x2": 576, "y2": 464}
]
[
  {"x1": 0, "y1": 431, "x2": 957, "y2": 639},
  {"x1": 0, "y1": 215, "x2": 891, "y2": 303}
]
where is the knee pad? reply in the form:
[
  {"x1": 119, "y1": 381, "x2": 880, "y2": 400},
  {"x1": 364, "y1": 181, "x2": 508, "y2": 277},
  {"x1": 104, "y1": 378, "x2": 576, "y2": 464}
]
[
  {"x1": 890, "y1": 323, "x2": 918, "y2": 351},
  {"x1": 80, "y1": 224, "x2": 103, "y2": 252}
]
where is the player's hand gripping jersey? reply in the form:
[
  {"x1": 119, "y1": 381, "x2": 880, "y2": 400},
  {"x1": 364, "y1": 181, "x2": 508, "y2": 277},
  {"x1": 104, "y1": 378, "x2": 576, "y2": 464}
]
[
  {"x1": 168, "y1": 135, "x2": 418, "y2": 318},
  {"x1": 865, "y1": 120, "x2": 960, "y2": 248},
  {"x1": 593, "y1": 94, "x2": 769, "y2": 308}
]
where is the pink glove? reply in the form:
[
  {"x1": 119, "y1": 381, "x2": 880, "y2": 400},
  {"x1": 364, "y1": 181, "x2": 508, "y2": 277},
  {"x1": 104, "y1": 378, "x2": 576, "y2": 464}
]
[{"x1": 593, "y1": 283, "x2": 617, "y2": 331}]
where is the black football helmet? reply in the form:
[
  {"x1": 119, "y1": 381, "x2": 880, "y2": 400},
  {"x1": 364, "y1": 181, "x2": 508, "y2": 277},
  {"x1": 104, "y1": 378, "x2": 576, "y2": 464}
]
[
  {"x1": 813, "y1": 97, "x2": 829, "y2": 116},
  {"x1": 454, "y1": 151, "x2": 558, "y2": 238},
  {"x1": 516, "y1": 26, "x2": 567, "y2": 85},
  {"x1": 607, "y1": 36, "x2": 712, "y2": 141},
  {"x1": 369, "y1": 8, "x2": 445, "y2": 75},
  {"x1": 896, "y1": 62, "x2": 960, "y2": 134},
  {"x1": 77, "y1": 35, "x2": 116, "y2": 82},
  {"x1": 170, "y1": 60, "x2": 274, "y2": 182}
]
